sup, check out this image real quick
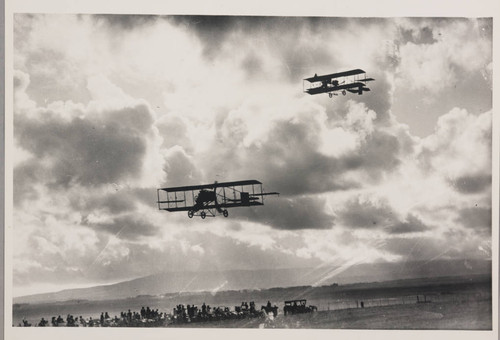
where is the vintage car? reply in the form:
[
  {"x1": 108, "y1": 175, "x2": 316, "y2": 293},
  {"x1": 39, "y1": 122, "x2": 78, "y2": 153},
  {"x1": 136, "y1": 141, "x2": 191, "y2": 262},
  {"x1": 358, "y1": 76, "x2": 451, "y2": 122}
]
[{"x1": 283, "y1": 299, "x2": 317, "y2": 315}]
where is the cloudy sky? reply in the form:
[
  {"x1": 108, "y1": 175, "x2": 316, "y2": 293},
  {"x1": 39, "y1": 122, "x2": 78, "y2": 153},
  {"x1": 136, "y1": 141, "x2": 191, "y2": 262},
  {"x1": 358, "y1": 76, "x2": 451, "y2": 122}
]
[{"x1": 11, "y1": 15, "x2": 493, "y2": 297}]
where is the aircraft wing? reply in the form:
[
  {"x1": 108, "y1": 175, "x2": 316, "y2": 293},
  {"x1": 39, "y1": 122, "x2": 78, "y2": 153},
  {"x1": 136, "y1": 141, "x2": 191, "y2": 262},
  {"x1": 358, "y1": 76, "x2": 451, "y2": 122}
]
[
  {"x1": 304, "y1": 69, "x2": 365, "y2": 82},
  {"x1": 159, "y1": 179, "x2": 262, "y2": 192},
  {"x1": 161, "y1": 206, "x2": 193, "y2": 212}
]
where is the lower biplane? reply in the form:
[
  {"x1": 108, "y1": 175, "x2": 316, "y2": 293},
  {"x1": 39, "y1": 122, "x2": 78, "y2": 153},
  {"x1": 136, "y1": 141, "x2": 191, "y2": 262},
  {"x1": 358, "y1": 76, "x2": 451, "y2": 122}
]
[
  {"x1": 157, "y1": 180, "x2": 279, "y2": 219},
  {"x1": 303, "y1": 69, "x2": 374, "y2": 98}
]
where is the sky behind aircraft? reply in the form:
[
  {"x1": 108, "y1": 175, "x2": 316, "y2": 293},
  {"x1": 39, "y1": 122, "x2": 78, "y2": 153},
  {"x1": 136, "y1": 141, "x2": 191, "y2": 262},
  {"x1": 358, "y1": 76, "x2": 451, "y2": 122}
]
[{"x1": 11, "y1": 15, "x2": 493, "y2": 297}]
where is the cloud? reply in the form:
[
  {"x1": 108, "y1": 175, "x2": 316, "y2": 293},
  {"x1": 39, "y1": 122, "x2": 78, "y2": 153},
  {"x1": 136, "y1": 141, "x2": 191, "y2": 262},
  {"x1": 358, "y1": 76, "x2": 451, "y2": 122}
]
[
  {"x1": 11, "y1": 15, "x2": 493, "y2": 295},
  {"x1": 230, "y1": 196, "x2": 335, "y2": 230},
  {"x1": 455, "y1": 206, "x2": 491, "y2": 235},
  {"x1": 87, "y1": 214, "x2": 160, "y2": 241},
  {"x1": 16, "y1": 112, "x2": 147, "y2": 188},
  {"x1": 162, "y1": 146, "x2": 203, "y2": 187},
  {"x1": 342, "y1": 129, "x2": 402, "y2": 182},
  {"x1": 385, "y1": 230, "x2": 491, "y2": 263},
  {"x1": 168, "y1": 16, "x2": 346, "y2": 74},
  {"x1": 396, "y1": 18, "x2": 492, "y2": 94},
  {"x1": 449, "y1": 174, "x2": 492, "y2": 194},
  {"x1": 246, "y1": 118, "x2": 356, "y2": 195},
  {"x1": 14, "y1": 73, "x2": 165, "y2": 193},
  {"x1": 419, "y1": 108, "x2": 492, "y2": 180},
  {"x1": 336, "y1": 195, "x2": 433, "y2": 235},
  {"x1": 200, "y1": 100, "x2": 407, "y2": 200},
  {"x1": 337, "y1": 196, "x2": 396, "y2": 229},
  {"x1": 92, "y1": 14, "x2": 159, "y2": 31},
  {"x1": 387, "y1": 214, "x2": 432, "y2": 234}
]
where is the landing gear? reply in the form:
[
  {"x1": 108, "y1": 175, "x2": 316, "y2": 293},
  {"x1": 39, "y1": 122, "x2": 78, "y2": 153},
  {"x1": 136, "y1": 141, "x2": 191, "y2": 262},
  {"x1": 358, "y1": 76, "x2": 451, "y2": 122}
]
[
  {"x1": 328, "y1": 93, "x2": 333, "y2": 98},
  {"x1": 342, "y1": 90, "x2": 346, "y2": 96},
  {"x1": 223, "y1": 209, "x2": 228, "y2": 218},
  {"x1": 188, "y1": 210, "x2": 194, "y2": 218},
  {"x1": 200, "y1": 211, "x2": 206, "y2": 219}
]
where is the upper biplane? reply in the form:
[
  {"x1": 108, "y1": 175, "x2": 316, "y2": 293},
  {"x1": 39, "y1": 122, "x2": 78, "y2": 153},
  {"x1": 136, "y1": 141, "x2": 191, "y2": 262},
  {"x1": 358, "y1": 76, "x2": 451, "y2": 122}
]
[
  {"x1": 303, "y1": 69, "x2": 374, "y2": 98},
  {"x1": 157, "y1": 180, "x2": 279, "y2": 219}
]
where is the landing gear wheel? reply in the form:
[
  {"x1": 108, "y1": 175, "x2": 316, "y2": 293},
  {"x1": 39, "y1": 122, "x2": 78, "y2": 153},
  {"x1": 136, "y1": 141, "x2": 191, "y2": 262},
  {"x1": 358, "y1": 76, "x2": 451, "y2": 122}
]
[
  {"x1": 223, "y1": 210, "x2": 228, "y2": 218},
  {"x1": 328, "y1": 93, "x2": 333, "y2": 98},
  {"x1": 342, "y1": 90, "x2": 346, "y2": 96},
  {"x1": 188, "y1": 210, "x2": 194, "y2": 218},
  {"x1": 200, "y1": 211, "x2": 206, "y2": 219}
]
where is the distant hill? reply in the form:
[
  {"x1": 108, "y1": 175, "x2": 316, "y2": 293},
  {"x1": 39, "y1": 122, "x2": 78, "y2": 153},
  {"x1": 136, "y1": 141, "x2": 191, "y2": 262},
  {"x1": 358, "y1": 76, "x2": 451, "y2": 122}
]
[{"x1": 14, "y1": 258, "x2": 491, "y2": 304}]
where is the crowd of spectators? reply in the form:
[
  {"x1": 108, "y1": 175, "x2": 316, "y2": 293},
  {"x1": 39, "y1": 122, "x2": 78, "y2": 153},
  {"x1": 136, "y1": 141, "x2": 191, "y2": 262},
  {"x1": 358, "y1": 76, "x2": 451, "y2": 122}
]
[
  {"x1": 18, "y1": 306, "x2": 168, "y2": 327},
  {"x1": 18, "y1": 301, "x2": 279, "y2": 327}
]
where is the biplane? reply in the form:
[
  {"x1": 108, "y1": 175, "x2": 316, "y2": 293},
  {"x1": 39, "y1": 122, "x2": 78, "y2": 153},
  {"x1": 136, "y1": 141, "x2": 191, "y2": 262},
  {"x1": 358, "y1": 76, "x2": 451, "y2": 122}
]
[
  {"x1": 157, "y1": 180, "x2": 279, "y2": 219},
  {"x1": 303, "y1": 69, "x2": 374, "y2": 98}
]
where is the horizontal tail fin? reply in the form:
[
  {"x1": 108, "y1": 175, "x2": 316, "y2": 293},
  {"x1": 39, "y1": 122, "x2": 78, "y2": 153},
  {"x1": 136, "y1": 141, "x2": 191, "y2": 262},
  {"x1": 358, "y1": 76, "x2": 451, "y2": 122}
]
[{"x1": 157, "y1": 199, "x2": 185, "y2": 204}]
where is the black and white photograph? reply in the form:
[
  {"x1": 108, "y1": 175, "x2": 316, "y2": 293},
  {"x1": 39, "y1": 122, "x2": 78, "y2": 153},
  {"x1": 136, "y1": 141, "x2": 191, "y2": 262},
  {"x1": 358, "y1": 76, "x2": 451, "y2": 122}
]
[{"x1": 4, "y1": 1, "x2": 499, "y2": 339}]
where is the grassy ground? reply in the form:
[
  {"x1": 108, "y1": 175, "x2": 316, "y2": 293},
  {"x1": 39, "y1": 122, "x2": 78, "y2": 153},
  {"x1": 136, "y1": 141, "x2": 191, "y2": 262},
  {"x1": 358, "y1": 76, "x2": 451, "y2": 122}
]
[{"x1": 170, "y1": 299, "x2": 491, "y2": 330}]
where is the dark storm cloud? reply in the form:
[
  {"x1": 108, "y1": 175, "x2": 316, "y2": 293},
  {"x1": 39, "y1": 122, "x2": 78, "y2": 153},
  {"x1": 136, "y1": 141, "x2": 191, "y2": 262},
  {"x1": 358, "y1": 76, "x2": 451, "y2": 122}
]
[
  {"x1": 449, "y1": 174, "x2": 491, "y2": 194},
  {"x1": 169, "y1": 16, "x2": 345, "y2": 78},
  {"x1": 17, "y1": 117, "x2": 145, "y2": 187},
  {"x1": 399, "y1": 25, "x2": 437, "y2": 45},
  {"x1": 245, "y1": 119, "x2": 358, "y2": 196},
  {"x1": 342, "y1": 130, "x2": 402, "y2": 181},
  {"x1": 209, "y1": 105, "x2": 405, "y2": 201},
  {"x1": 91, "y1": 14, "x2": 159, "y2": 30},
  {"x1": 230, "y1": 196, "x2": 335, "y2": 230},
  {"x1": 338, "y1": 198, "x2": 396, "y2": 229},
  {"x1": 339, "y1": 198, "x2": 432, "y2": 234},
  {"x1": 455, "y1": 206, "x2": 491, "y2": 234},
  {"x1": 14, "y1": 103, "x2": 153, "y2": 190},
  {"x1": 170, "y1": 15, "x2": 351, "y2": 37},
  {"x1": 387, "y1": 214, "x2": 431, "y2": 234},
  {"x1": 168, "y1": 15, "x2": 243, "y2": 59}
]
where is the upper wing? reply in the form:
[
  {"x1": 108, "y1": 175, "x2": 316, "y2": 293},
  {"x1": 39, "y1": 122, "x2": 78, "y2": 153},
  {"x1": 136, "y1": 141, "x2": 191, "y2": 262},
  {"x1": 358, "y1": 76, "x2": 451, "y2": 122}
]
[
  {"x1": 215, "y1": 179, "x2": 262, "y2": 187},
  {"x1": 159, "y1": 179, "x2": 262, "y2": 192},
  {"x1": 304, "y1": 69, "x2": 365, "y2": 82}
]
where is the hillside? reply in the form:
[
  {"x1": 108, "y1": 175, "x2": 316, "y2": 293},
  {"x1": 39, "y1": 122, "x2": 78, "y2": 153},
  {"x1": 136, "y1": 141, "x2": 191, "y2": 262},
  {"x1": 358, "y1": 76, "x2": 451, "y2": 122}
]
[{"x1": 14, "y1": 258, "x2": 491, "y2": 304}]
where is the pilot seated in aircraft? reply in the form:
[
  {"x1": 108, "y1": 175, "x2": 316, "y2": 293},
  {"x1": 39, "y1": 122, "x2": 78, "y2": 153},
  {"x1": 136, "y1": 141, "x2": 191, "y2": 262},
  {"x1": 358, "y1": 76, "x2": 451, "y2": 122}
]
[{"x1": 196, "y1": 189, "x2": 216, "y2": 204}]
